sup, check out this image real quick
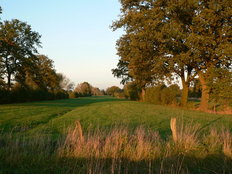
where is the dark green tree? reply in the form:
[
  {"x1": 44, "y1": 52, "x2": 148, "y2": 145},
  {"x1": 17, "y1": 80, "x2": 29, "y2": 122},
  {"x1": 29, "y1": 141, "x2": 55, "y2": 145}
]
[
  {"x1": 208, "y1": 68, "x2": 232, "y2": 107},
  {"x1": 123, "y1": 81, "x2": 141, "y2": 100},
  {"x1": 185, "y1": 0, "x2": 232, "y2": 110},
  {"x1": 112, "y1": 0, "x2": 197, "y2": 105},
  {"x1": 113, "y1": 0, "x2": 231, "y2": 110},
  {"x1": 0, "y1": 7, "x2": 5, "y2": 88},
  {"x1": 15, "y1": 55, "x2": 61, "y2": 92},
  {"x1": 0, "y1": 19, "x2": 41, "y2": 90}
]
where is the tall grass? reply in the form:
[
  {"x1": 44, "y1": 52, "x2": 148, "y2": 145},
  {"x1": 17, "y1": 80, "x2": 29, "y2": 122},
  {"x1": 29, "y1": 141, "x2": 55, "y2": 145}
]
[
  {"x1": 0, "y1": 119, "x2": 231, "y2": 173},
  {"x1": 58, "y1": 120, "x2": 232, "y2": 173}
]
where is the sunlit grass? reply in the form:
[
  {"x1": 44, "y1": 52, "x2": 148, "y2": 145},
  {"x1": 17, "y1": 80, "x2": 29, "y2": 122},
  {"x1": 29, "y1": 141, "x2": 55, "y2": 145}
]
[
  {"x1": 0, "y1": 96, "x2": 231, "y2": 173},
  {"x1": 0, "y1": 120, "x2": 231, "y2": 173}
]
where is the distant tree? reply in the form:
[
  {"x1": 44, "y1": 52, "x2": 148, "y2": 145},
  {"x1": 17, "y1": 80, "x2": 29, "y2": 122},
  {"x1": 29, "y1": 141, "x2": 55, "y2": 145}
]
[
  {"x1": 0, "y1": 19, "x2": 41, "y2": 90},
  {"x1": 91, "y1": 87, "x2": 103, "y2": 96},
  {"x1": 57, "y1": 73, "x2": 74, "y2": 91},
  {"x1": 106, "y1": 86, "x2": 122, "y2": 97},
  {"x1": 35, "y1": 55, "x2": 61, "y2": 91},
  {"x1": 74, "y1": 82, "x2": 92, "y2": 97},
  {"x1": 14, "y1": 56, "x2": 39, "y2": 89},
  {"x1": 15, "y1": 55, "x2": 61, "y2": 92},
  {"x1": 101, "y1": 89, "x2": 106, "y2": 95},
  {"x1": 160, "y1": 84, "x2": 180, "y2": 105},
  {"x1": 145, "y1": 84, "x2": 166, "y2": 105}
]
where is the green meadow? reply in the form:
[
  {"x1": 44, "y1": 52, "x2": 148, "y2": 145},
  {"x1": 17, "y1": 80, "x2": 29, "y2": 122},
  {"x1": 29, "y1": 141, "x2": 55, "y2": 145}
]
[
  {"x1": 0, "y1": 96, "x2": 232, "y2": 174},
  {"x1": 1, "y1": 96, "x2": 231, "y2": 137}
]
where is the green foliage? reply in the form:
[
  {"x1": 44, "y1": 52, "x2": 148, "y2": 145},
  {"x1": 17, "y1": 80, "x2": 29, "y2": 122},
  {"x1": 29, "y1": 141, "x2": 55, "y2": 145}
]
[
  {"x1": 68, "y1": 91, "x2": 76, "y2": 99},
  {"x1": 112, "y1": 0, "x2": 232, "y2": 109},
  {"x1": 160, "y1": 85, "x2": 180, "y2": 105},
  {"x1": 0, "y1": 19, "x2": 41, "y2": 89},
  {"x1": 0, "y1": 54, "x2": 69, "y2": 104},
  {"x1": 0, "y1": 14, "x2": 70, "y2": 103},
  {"x1": 16, "y1": 55, "x2": 61, "y2": 91},
  {"x1": 123, "y1": 81, "x2": 140, "y2": 100},
  {"x1": 208, "y1": 68, "x2": 232, "y2": 107},
  {"x1": 106, "y1": 86, "x2": 122, "y2": 97},
  {"x1": 0, "y1": 87, "x2": 68, "y2": 104},
  {"x1": 145, "y1": 85, "x2": 180, "y2": 105},
  {"x1": 145, "y1": 85, "x2": 165, "y2": 105}
]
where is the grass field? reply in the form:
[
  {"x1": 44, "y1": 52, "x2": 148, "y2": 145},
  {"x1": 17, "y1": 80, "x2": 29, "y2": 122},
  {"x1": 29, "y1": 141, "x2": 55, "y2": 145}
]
[
  {"x1": 0, "y1": 96, "x2": 232, "y2": 173},
  {"x1": 1, "y1": 96, "x2": 231, "y2": 136}
]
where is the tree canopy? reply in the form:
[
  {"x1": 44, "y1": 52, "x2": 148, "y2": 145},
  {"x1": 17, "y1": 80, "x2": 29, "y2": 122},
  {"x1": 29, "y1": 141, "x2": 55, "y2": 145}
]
[
  {"x1": 0, "y1": 19, "x2": 41, "y2": 89},
  {"x1": 112, "y1": 0, "x2": 232, "y2": 110},
  {"x1": 0, "y1": 8, "x2": 71, "y2": 103}
]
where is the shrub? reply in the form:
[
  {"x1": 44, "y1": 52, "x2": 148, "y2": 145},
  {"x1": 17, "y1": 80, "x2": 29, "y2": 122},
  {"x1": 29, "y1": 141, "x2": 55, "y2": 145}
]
[
  {"x1": 123, "y1": 82, "x2": 140, "y2": 100},
  {"x1": 160, "y1": 85, "x2": 180, "y2": 105},
  {"x1": 145, "y1": 85, "x2": 180, "y2": 105},
  {"x1": 144, "y1": 85, "x2": 165, "y2": 104},
  {"x1": 114, "y1": 91, "x2": 125, "y2": 99},
  {"x1": 68, "y1": 92, "x2": 76, "y2": 99},
  {"x1": 0, "y1": 88, "x2": 68, "y2": 104},
  {"x1": 106, "y1": 86, "x2": 122, "y2": 97}
]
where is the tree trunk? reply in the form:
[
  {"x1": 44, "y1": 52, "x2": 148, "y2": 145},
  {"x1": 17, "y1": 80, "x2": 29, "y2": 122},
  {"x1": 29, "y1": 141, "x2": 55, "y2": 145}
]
[
  {"x1": 7, "y1": 73, "x2": 11, "y2": 90},
  {"x1": 181, "y1": 81, "x2": 189, "y2": 107},
  {"x1": 140, "y1": 88, "x2": 146, "y2": 102},
  {"x1": 198, "y1": 73, "x2": 210, "y2": 111}
]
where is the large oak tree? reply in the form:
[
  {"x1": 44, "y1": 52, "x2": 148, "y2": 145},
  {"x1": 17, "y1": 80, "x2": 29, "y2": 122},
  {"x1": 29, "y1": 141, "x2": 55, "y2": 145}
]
[{"x1": 113, "y1": 0, "x2": 232, "y2": 109}]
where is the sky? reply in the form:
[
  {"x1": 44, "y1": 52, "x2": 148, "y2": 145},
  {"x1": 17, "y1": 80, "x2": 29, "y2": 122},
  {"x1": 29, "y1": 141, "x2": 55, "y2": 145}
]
[{"x1": 1, "y1": 0, "x2": 124, "y2": 89}]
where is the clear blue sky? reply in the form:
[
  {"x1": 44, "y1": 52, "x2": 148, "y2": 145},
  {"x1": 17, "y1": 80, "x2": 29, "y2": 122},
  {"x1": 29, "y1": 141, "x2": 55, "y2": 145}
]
[{"x1": 1, "y1": 0, "x2": 123, "y2": 89}]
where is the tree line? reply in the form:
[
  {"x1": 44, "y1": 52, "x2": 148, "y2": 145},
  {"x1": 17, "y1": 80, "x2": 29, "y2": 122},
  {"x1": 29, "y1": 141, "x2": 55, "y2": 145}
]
[
  {"x1": 70, "y1": 82, "x2": 105, "y2": 98},
  {"x1": 112, "y1": 0, "x2": 232, "y2": 111},
  {"x1": 0, "y1": 7, "x2": 105, "y2": 103},
  {"x1": 0, "y1": 7, "x2": 75, "y2": 103}
]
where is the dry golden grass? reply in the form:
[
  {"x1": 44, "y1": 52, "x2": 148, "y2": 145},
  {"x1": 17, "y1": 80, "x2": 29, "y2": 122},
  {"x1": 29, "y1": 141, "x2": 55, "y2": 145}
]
[
  {"x1": 1, "y1": 118, "x2": 231, "y2": 173},
  {"x1": 60, "y1": 120, "x2": 232, "y2": 159},
  {"x1": 60, "y1": 122, "x2": 162, "y2": 161},
  {"x1": 222, "y1": 129, "x2": 232, "y2": 158}
]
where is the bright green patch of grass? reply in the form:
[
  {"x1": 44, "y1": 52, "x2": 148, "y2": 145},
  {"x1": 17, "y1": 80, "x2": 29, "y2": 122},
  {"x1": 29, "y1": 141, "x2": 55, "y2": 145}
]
[{"x1": 0, "y1": 96, "x2": 231, "y2": 137}]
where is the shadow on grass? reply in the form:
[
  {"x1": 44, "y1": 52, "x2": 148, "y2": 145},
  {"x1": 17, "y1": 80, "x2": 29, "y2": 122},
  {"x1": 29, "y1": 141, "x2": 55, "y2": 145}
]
[
  {"x1": 22, "y1": 96, "x2": 127, "y2": 108},
  {"x1": 1, "y1": 154, "x2": 231, "y2": 174}
]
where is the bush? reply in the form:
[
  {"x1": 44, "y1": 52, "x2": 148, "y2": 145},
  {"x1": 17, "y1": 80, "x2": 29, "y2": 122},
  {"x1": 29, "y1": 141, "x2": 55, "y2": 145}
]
[
  {"x1": 0, "y1": 88, "x2": 69, "y2": 104},
  {"x1": 145, "y1": 84, "x2": 180, "y2": 105},
  {"x1": 123, "y1": 82, "x2": 140, "y2": 101},
  {"x1": 145, "y1": 85, "x2": 165, "y2": 104},
  {"x1": 106, "y1": 86, "x2": 122, "y2": 97},
  {"x1": 114, "y1": 91, "x2": 125, "y2": 99},
  {"x1": 160, "y1": 85, "x2": 180, "y2": 105},
  {"x1": 68, "y1": 92, "x2": 76, "y2": 99}
]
